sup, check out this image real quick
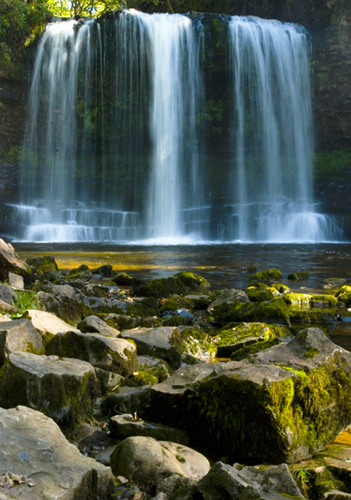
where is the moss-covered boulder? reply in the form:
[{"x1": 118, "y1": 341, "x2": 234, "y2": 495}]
[
  {"x1": 173, "y1": 271, "x2": 210, "y2": 292},
  {"x1": 335, "y1": 285, "x2": 351, "y2": 306},
  {"x1": 0, "y1": 352, "x2": 99, "y2": 426},
  {"x1": 160, "y1": 295, "x2": 194, "y2": 313},
  {"x1": 310, "y1": 294, "x2": 338, "y2": 307},
  {"x1": 66, "y1": 264, "x2": 92, "y2": 283},
  {"x1": 246, "y1": 285, "x2": 278, "y2": 302},
  {"x1": 214, "y1": 297, "x2": 291, "y2": 327},
  {"x1": 26, "y1": 255, "x2": 58, "y2": 274},
  {"x1": 287, "y1": 271, "x2": 309, "y2": 281},
  {"x1": 145, "y1": 329, "x2": 351, "y2": 464},
  {"x1": 179, "y1": 327, "x2": 217, "y2": 362},
  {"x1": 112, "y1": 272, "x2": 134, "y2": 286},
  {"x1": 212, "y1": 322, "x2": 291, "y2": 359},
  {"x1": 283, "y1": 292, "x2": 312, "y2": 306},
  {"x1": 289, "y1": 308, "x2": 335, "y2": 324},
  {"x1": 249, "y1": 268, "x2": 282, "y2": 283},
  {"x1": 47, "y1": 331, "x2": 137, "y2": 376},
  {"x1": 137, "y1": 277, "x2": 187, "y2": 299},
  {"x1": 272, "y1": 283, "x2": 290, "y2": 293},
  {"x1": 207, "y1": 288, "x2": 250, "y2": 313}
]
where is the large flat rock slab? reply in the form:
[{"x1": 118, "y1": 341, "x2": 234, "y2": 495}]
[
  {"x1": 0, "y1": 405, "x2": 114, "y2": 499},
  {"x1": 26, "y1": 309, "x2": 80, "y2": 336},
  {"x1": 0, "y1": 352, "x2": 99, "y2": 425}
]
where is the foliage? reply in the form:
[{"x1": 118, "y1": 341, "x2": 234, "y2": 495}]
[
  {"x1": 46, "y1": 0, "x2": 122, "y2": 17},
  {"x1": 11, "y1": 290, "x2": 40, "y2": 317},
  {"x1": 0, "y1": 0, "x2": 47, "y2": 69}
]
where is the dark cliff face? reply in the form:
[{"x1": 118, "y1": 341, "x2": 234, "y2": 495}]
[{"x1": 0, "y1": 0, "x2": 350, "y2": 238}]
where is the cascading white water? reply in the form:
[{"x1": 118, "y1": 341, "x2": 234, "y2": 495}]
[
  {"x1": 130, "y1": 11, "x2": 202, "y2": 239},
  {"x1": 227, "y1": 16, "x2": 333, "y2": 242},
  {"x1": 14, "y1": 11, "x2": 342, "y2": 243}
]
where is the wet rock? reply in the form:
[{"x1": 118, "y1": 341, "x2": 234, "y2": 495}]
[
  {"x1": 67, "y1": 264, "x2": 92, "y2": 282},
  {"x1": 110, "y1": 436, "x2": 210, "y2": 490},
  {"x1": 212, "y1": 322, "x2": 290, "y2": 359},
  {"x1": 47, "y1": 330, "x2": 137, "y2": 375},
  {"x1": 0, "y1": 238, "x2": 30, "y2": 282},
  {"x1": 289, "y1": 308, "x2": 335, "y2": 324},
  {"x1": 137, "y1": 277, "x2": 187, "y2": 299},
  {"x1": 109, "y1": 413, "x2": 189, "y2": 445},
  {"x1": 0, "y1": 318, "x2": 44, "y2": 365},
  {"x1": 121, "y1": 326, "x2": 182, "y2": 370},
  {"x1": 249, "y1": 268, "x2": 283, "y2": 283},
  {"x1": 288, "y1": 271, "x2": 309, "y2": 280},
  {"x1": 335, "y1": 285, "x2": 351, "y2": 306},
  {"x1": 0, "y1": 405, "x2": 114, "y2": 499},
  {"x1": 207, "y1": 288, "x2": 250, "y2": 312},
  {"x1": 0, "y1": 352, "x2": 99, "y2": 426},
  {"x1": 26, "y1": 255, "x2": 58, "y2": 274},
  {"x1": 214, "y1": 297, "x2": 291, "y2": 327},
  {"x1": 78, "y1": 315, "x2": 120, "y2": 337},
  {"x1": 283, "y1": 292, "x2": 312, "y2": 306},
  {"x1": 246, "y1": 285, "x2": 278, "y2": 302},
  {"x1": 173, "y1": 271, "x2": 210, "y2": 291}
]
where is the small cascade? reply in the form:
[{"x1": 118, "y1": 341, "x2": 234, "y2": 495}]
[{"x1": 15, "y1": 11, "x2": 342, "y2": 243}]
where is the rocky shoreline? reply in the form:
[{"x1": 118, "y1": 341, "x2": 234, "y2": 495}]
[{"x1": 1, "y1": 239, "x2": 351, "y2": 499}]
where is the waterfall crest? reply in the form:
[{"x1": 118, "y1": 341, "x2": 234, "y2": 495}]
[{"x1": 13, "y1": 11, "x2": 342, "y2": 243}]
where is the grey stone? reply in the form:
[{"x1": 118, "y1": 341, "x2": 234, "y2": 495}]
[
  {"x1": 198, "y1": 462, "x2": 248, "y2": 500},
  {"x1": 120, "y1": 326, "x2": 182, "y2": 369},
  {"x1": 95, "y1": 368, "x2": 123, "y2": 392},
  {"x1": 109, "y1": 413, "x2": 189, "y2": 445},
  {"x1": 101, "y1": 385, "x2": 152, "y2": 415},
  {"x1": 8, "y1": 272, "x2": 24, "y2": 289},
  {"x1": 0, "y1": 238, "x2": 30, "y2": 282},
  {"x1": 0, "y1": 405, "x2": 114, "y2": 499},
  {"x1": 0, "y1": 299, "x2": 19, "y2": 315},
  {"x1": 26, "y1": 309, "x2": 80, "y2": 335},
  {"x1": 78, "y1": 315, "x2": 120, "y2": 337},
  {"x1": 110, "y1": 436, "x2": 210, "y2": 490},
  {"x1": 47, "y1": 330, "x2": 137, "y2": 375},
  {"x1": 0, "y1": 284, "x2": 16, "y2": 305},
  {"x1": 0, "y1": 318, "x2": 43, "y2": 365},
  {"x1": 0, "y1": 352, "x2": 99, "y2": 425},
  {"x1": 207, "y1": 288, "x2": 250, "y2": 312}
]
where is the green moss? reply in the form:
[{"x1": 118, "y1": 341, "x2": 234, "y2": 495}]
[
  {"x1": 160, "y1": 295, "x2": 194, "y2": 313},
  {"x1": 305, "y1": 348, "x2": 320, "y2": 359},
  {"x1": 122, "y1": 369, "x2": 159, "y2": 387},
  {"x1": 287, "y1": 272, "x2": 309, "y2": 281},
  {"x1": 137, "y1": 277, "x2": 187, "y2": 299},
  {"x1": 283, "y1": 293, "x2": 311, "y2": 306},
  {"x1": 180, "y1": 327, "x2": 216, "y2": 360},
  {"x1": 26, "y1": 256, "x2": 58, "y2": 274},
  {"x1": 26, "y1": 341, "x2": 45, "y2": 355},
  {"x1": 162, "y1": 316, "x2": 190, "y2": 327},
  {"x1": 112, "y1": 272, "x2": 134, "y2": 286},
  {"x1": 272, "y1": 283, "x2": 291, "y2": 293},
  {"x1": 173, "y1": 271, "x2": 210, "y2": 291},
  {"x1": 215, "y1": 297, "x2": 291, "y2": 327},
  {"x1": 289, "y1": 308, "x2": 335, "y2": 324},
  {"x1": 246, "y1": 286, "x2": 277, "y2": 302},
  {"x1": 335, "y1": 286, "x2": 351, "y2": 306},
  {"x1": 315, "y1": 150, "x2": 351, "y2": 180},
  {"x1": 176, "y1": 454, "x2": 186, "y2": 463},
  {"x1": 310, "y1": 295, "x2": 337, "y2": 307},
  {"x1": 249, "y1": 268, "x2": 283, "y2": 283}
]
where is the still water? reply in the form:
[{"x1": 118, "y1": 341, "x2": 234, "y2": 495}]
[{"x1": 15, "y1": 242, "x2": 351, "y2": 349}]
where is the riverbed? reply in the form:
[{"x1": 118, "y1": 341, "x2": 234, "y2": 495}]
[{"x1": 14, "y1": 242, "x2": 351, "y2": 350}]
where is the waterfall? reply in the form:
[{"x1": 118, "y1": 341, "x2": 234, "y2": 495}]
[
  {"x1": 227, "y1": 16, "x2": 329, "y2": 242},
  {"x1": 13, "y1": 11, "x2": 341, "y2": 243}
]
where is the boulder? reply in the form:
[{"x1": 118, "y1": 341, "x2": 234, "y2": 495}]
[
  {"x1": 37, "y1": 291, "x2": 88, "y2": 326},
  {"x1": 8, "y1": 271, "x2": 24, "y2": 289},
  {"x1": 110, "y1": 436, "x2": 210, "y2": 490},
  {"x1": 249, "y1": 268, "x2": 283, "y2": 283},
  {"x1": 47, "y1": 330, "x2": 137, "y2": 375},
  {"x1": 145, "y1": 329, "x2": 351, "y2": 463},
  {"x1": 137, "y1": 277, "x2": 187, "y2": 299},
  {"x1": 335, "y1": 286, "x2": 351, "y2": 306},
  {"x1": 207, "y1": 288, "x2": 250, "y2": 312},
  {"x1": 109, "y1": 413, "x2": 189, "y2": 445},
  {"x1": 0, "y1": 405, "x2": 114, "y2": 499},
  {"x1": 78, "y1": 315, "x2": 120, "y2": 337},
  {"x1": 172, "y1": 271, "x2": 210, "y2": 291},
  {"x1": 197, "y1": 462, "x2": 304, "y2": 500},
  {"x1": 0, "y1": 283, "x2": 16, "y2": 305},
  {"x1": 214, "y1": 297, "x2": 291, "y2": 327},
  {"x1": 101, "y1": 385, "x2": 152, "y2": 416},
  {"x1": 0, "y1": 318, "x2": 44, "y2": 365},
  {"x1": 26, "y1": 255, "x2": 59, "y2": 274},
  {"x1": 212, "y1": 322, "x2": 291, "y2": 359},
  {"x1": 0, "y1": 352, "x2": 99, "y2": 426},
  {"x1": 0, "y1": 299, "x2": 19, "y2": 315},
  {"x1": 0, "y1": 238, "x2": 30, "y2": 281},
  {"x1": 121, "y1": 326, "x2": 182, "y2": 370},
  {"x1": 26, "y1": 309, "x2": 80, "y2": 345},
  {"x1": 287, "y1": 271, "x2": 309, "y2": 280}
]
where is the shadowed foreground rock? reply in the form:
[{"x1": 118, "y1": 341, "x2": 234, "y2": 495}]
[
  {"x1": 145, "y1": 328, "x2": 351, "y2": 463},
  {"x1": 0, "y1": 405, "x2": 114, "y2": 499}
]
